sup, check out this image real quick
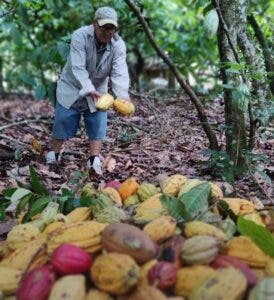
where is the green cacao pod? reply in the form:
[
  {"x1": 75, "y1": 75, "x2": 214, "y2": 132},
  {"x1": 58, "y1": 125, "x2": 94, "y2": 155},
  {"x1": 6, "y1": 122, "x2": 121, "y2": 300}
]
[{"x1": 137, "y1": 183, "x2": 160, "y2": 201}]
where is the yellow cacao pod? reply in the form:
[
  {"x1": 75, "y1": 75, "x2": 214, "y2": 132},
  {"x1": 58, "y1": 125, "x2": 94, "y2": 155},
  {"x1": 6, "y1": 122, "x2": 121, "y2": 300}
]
[
  {"x1": 86, "y1": 288, "x2": 114, "y2": 300},
  {"x1": 47, "y1": 221, "x2": 106, "y2": 254},
  {"x1": 189, "y1": 267, "x2": 247, "y2": 300},
  {"x1": 184, "y1": 221, "x2": 225, "y2": 241},
  {"x1": 265, "y1": 258, "x2": 274, "y2": 276},
  {"x1": 91, "y1": 253, "x2": 139, "y2": 295},
  {"x1": 95, "y1": 93, "x2": 114, "y2": 110},
  {"x1": 133, "y1": 193, "x2": 165, "y2": 225},
  {"x1": 113, "y1": 99, "x2": 135, "y2": 116},
  {"x1": 224, "y1": 236, "x2": 270, "y2": 267},
  {"x1": 7, "y1": 223, "x2": 41, "y2": 250},
  {"x1": 118, "y1": 177, "x2": 139, "y2": 202},
  {"x1": 67, "y1": 207, "x2": 91, "y2": 223},
  {"x1": 0, "y1": 266, "x2": 22, "y2": 295},
  {"x1": 181, "y1": 235, "x2": 220, "y2": 265},
  {"x1": 125, "y1": 284, "x2": 167, "y2": 300},
  {"x1": 243, "y1": 212, "x2": 265, "y2": 227},
  {"x1": 102, "y1": 187, "x2": 123, "y2": 206},
  {"x1": 221, "y1": 198, "x2": 255, "y2": 215},
  {"x1": 137, "y1": 183, "x2": 160, "y2": 201},
  {"x1": 143, "y1": 216, "x2": 177, "y2": 242},
  {"x1": 174, "y1": 265, "x2": 215, "y2": 297},
  {"x1": 162, "y1": 174, "x2": 188, "y2": 196},
  {"x1": 209, "y1": 182, "x2": 224, "y2": 201},
  {"x1": 42, "y1": 221, "x2": 65, "y2": 235},
  {"x1": 178, "y1": 179, "x2": 204, "y2": 197},
  {"x1": 0, "y1": 236, "x2": 47, "y2": 271},
  {"x1": 49, "y1": 274, "x2": 86, "y2": 300}
]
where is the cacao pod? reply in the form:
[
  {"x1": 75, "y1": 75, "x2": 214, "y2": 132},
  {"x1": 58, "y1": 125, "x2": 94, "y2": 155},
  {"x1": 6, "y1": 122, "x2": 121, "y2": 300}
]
[
  {"x1": 49, "y1": 274, "x2": 86, "y2": 300},
  {"x1": 147, "y1": 261, "x2": 177, "y2": 291},
  {"x1": 16, "y1": 265, "x2": 56, "y2": 300},
  {"x1": 137, "y1": 183, "x2": 160, "y2": 201},
  {"x1": 178, "y1": 179, "x2": 204, "y2": 197},
  {"x1": 113, "y1": 99, "x2": 135, "y2": 116},
  {"x1": 224, "y1": 236, "x2": 270, "y2": 267},
  {"x1": 143, "y1": 216, "x2": 177, "y2": 243},
  {"x1": 124, "y1": 194, "x2": 140, "y2": 206},
  {"x1": 105, "y1": 180, "x2": 121, "y2": 189},
  {"x1": 95, "y1": 93, "x2": 114, "y2": 110},
  {"x1": 94, "y1": 206, "x2": 129, "y2": 224},
  {"x1": 189, "y1": 267, "x2": 247, "y2": 300},
  {"x1": 221, "y1": 198, "x2": 255, "y2": 215},
  {"x1": 181, "y1": 235, "x2": 220, "y2": 265},
  {"x1": 86, "y1": 288, "x2": 114, "y2": 300},
  {"x1": 118, "y1": 177, "x2": 139, "y2": 201},
  {"x1": 0, "y1": 266, "x2": 22, "y2": 295},
  {"x1": 102, "y1": 187, "x2": 123, "y2": 206},
  {"x1": 184, "y1": 221, "x2": 225, "y2": 241},
  {"x1": 67, "y1": 207, "x2": 91, "y2": 223},
  {"x1": 139, "y1": 259, "x2": 158, "y2": 286},
  {"x1": 122, "y1": 284, "x2": 168, "y2": 300},
  {"x1": 162, "y1": 174, "x2": 188, "y2": 197},
  {"x1": 248, "y1": 277, "x2": 274, "y2": 300},
  {"x1": 7, "y1": 223, "x2": 41, "y2": 250},
  {"x1": 133, "y1": 193, "x2": 165, "y2": 225},
  {"x1": 51, "y1": 243, "x2": 92, "y2": 275},
  {"x1": 209, "y1": 182, "x2": 224, "y2": 202},
  {"x1": 101, "y1": 223, "x2": 158, "y2": 264},
  {"x1": 91, "y1": 253, "x2": 139, "y2": 295},
  {"x1": 211, "y1": 255, "x2": 257, "y2": 288},
  {"x1": 174, "y1": 265, "x2": 215, "y2": 297}
]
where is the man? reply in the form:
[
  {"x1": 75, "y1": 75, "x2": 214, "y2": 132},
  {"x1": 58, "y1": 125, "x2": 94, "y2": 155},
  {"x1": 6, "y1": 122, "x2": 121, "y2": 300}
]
[{"x1": 46, "y1": 6, "x2": 130, "y2": 175}]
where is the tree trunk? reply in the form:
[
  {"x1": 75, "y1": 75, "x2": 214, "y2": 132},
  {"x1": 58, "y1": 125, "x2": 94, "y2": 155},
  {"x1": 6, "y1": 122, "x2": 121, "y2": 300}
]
[
  {"x1": 0, "y1": 57, "x2": 5, "y2": 95},
  {"x1": 217, "y1": 0, "x2": 248, "y2": 175},
  {"x1": 248, "y1": 14, "x2": 274, "y2": 96}
]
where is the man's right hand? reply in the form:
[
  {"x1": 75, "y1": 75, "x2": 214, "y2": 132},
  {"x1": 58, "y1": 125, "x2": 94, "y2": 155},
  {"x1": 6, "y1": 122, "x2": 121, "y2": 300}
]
[{"x1": 90, "y1": 91, "x2": 102, "y2": 103}]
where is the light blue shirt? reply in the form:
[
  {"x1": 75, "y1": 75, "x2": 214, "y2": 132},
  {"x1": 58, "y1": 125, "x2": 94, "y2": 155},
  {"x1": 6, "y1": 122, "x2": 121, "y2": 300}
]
[{"x1": 56, "y1": 25, "x2": 130, "y2": 113}]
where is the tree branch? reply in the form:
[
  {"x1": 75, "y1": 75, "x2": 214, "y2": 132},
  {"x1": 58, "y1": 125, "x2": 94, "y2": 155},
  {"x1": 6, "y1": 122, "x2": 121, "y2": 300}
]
[{"x1": 124, "y1": 0, "x2": 219, "y2": 150}]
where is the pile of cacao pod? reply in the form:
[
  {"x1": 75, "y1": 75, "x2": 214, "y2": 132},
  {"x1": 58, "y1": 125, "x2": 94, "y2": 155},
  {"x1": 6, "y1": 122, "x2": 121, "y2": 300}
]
[{"x1": 1, "y1": 173, "x2": 274, "y2": 300}]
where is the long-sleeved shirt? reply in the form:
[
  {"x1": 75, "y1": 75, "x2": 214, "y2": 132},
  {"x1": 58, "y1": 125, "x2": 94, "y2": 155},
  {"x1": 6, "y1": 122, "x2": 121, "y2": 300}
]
[{"x1": 56, "y1": 25, "x2": 130, "y2": 113}]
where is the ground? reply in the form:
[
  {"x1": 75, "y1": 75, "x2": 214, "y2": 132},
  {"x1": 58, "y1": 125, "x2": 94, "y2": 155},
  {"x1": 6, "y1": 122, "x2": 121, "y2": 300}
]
[{"x1": 0, "y1": 92, "x2": 273, "y2": 205}]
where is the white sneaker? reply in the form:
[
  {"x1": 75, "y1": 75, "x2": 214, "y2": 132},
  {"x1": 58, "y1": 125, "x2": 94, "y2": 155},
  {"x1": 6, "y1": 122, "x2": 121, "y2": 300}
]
[
  {"x1": 87, "y1": 156, "x2": 103, "y2": 175},
  {"x1": 46, "y1": 151, "x2": 60, "y2": 164}
]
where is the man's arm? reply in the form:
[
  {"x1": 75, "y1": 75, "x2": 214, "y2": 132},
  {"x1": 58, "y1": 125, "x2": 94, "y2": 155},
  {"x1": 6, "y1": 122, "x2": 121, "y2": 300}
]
[
  {"x1": 70, "y1": 31, "x2": 100, "y2": 100},
  {"x1": 110, "y1": 40, "x2": 130, "y2": 99}
]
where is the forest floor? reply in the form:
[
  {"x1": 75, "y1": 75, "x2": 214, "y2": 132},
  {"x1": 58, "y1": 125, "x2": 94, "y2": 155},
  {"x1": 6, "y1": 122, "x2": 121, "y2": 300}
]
[{"x1": 0, "y1": 92, "x2": 273, "y2": 204}]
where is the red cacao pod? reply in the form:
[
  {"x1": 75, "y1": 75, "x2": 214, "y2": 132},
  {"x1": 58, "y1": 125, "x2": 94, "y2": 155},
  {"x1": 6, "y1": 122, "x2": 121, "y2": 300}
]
[
  {"x1": 105, "y1": 180, "x2": 121, "y2": 190},
  {"x1": 51, "y1": 243, "x2": 92, "y2": 275},
  {"x1": 211, "y1": 254, "x2": 257, "y2": 287},
  {"x1": 158, "y1": 235, "x2": 184, "y2": 269},
  {"x1": 148, "y1": 261, "x2": 177, "y2": 291},
  {"x1": 17, "y1": 265, "x2": 56, "y2": 300}
]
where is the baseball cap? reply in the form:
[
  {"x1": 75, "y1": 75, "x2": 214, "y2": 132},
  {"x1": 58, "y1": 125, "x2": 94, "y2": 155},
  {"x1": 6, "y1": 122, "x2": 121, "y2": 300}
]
[{"x1": 95, "y1": 6, "x2": 118, "y2": 27}]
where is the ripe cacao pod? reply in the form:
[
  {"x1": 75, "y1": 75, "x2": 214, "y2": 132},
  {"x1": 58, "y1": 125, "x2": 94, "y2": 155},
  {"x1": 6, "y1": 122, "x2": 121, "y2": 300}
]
[
  {"x1": 184, "y1": 221, "x2": 225, "y2": 241},
  {"x1": 105, "y1": 180, "x2": 121, "y2": 189},
  {"x1": 16, "y1": 265, "x2": 56, "y2": 300},
  {"x1": 148, "y1": 261, "x2": 177, "y2": 291},
  {"x1": 51, "y1": 243, "x2": 92, "y2": 275},
  {"x1": 67, "y1": 207, "x2": 91, "y2": 223},
  {"x1": 118, "y1": 177, "x2": 139, "y2": 201},
  {"x1": 113, "y1": 99, "x2": 135, "y2": 116},
  {"x1": 122, "y1": 284, "x2": 168, "y2": 300},
  {"x1": 91, "y1": 253, "x2": 139, "y2": 295},
  {"x1": 158, "y1": 235, "x2": 184, "y2": 269},
  {"x1": 102, "y1": 187, "x2": 123, "y2": 206},
  {"x1": 162, "y1": 174, "x2": 188, "y2": 196},
  {"x1": 137, "y1": 183, "x2": 160, "y2": 201},
  {"x1": 174, "y1": 265, "x2": 215, "y2": 297},
  {"x1": 211, "y1": 255, "x2": 257, "y2": 288},
  {"x1": 0, "y1": 266, "x2": 23, "y2": 295},
  {"x1": 86, "y1": 288, "x2": 114, "y2": 300},
  {"x1": 181, "y1": 235, "x2": 220, "y2": 265},
  {"x1": 143, "y1": 216, "x2": 177, "y2": 243},
  {"x1": 95, "y1": 93, "x2": 114, "y2": 110},
  {"x1": 189, "y1": 267, "x2": 247, "y2": 300},
  {"x1": 101, "y1": 223, "x2": 158, "y2": 264},
  {"x1": 49, "y1": 274, "x2": 86, "y2": 300}
]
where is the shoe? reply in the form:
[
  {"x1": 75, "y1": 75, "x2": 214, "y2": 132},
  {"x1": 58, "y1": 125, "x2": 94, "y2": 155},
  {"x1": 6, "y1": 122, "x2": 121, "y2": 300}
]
[
  {"x1": 45, "y1": 151, "x2": 60, "y2": 164},
  {"x1": 87, "y1": 156, "x2": 103, "y2": 175}
]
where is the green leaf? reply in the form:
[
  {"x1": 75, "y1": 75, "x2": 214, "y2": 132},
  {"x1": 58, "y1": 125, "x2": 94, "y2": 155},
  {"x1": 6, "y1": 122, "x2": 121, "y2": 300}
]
[
  {"x1": 179, "y1": 182, "x2": 211, "y2": 219},
  {"x1": 35, "y1": 84, "x2": 46, "y2": 100},
  {"x1": 237, "y1": 217, "x2": 274, "y2": 257},
  {"x1": 0, "y1": 205, "x2": 6, "y2": 221},
  {"x1": 57, "y1": 41, "x2": 70, "y2": 61},
  {"x1": 10, "y1": 188, "x2": 32, "y2": 203},
  {"x1": 29, "y1": 165, "x2": 48, "y2": 195},
  {"x1": 19, "y1": 72, "x2": 36, "y2": 86},
  {"x1": 217, "y1": 200, "x2": 238, "y2": 222},
  {"x1": 160, "y1": 194, "x2": 191, "y2": 223},
  {"x1": 2, "y1": 188, "x2": 17, "y2": 199},
  {"x1": 15, "y1": 193, "x2": 32, "y2": 217},
  {"x1": 22, "y1": 196, "x2": 51, "y2": 223}
]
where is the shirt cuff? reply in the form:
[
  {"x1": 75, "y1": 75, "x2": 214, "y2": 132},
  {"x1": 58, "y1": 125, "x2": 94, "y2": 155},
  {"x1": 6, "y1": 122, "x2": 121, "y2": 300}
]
[{"x1": 79, "y1": 82, "x2": 96, "y2": 97}]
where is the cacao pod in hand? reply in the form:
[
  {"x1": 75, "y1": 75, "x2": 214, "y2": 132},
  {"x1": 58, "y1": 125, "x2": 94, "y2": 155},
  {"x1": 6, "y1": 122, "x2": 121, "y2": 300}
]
[{"x1": 95, "y1": 93, "x2": 114, "y2": 110}]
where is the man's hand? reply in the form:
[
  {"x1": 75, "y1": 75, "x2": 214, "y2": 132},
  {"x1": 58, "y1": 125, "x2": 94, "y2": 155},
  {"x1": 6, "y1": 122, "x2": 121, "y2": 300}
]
[{"x1": 90, "y1": 91, "x2": 102, "y2": 103}]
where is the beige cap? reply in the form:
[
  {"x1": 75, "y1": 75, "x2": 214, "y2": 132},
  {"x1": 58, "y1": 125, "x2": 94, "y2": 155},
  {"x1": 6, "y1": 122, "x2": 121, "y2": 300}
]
[{"x1": 95, "y1": 6, "x2": 118, "y2": 27}]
